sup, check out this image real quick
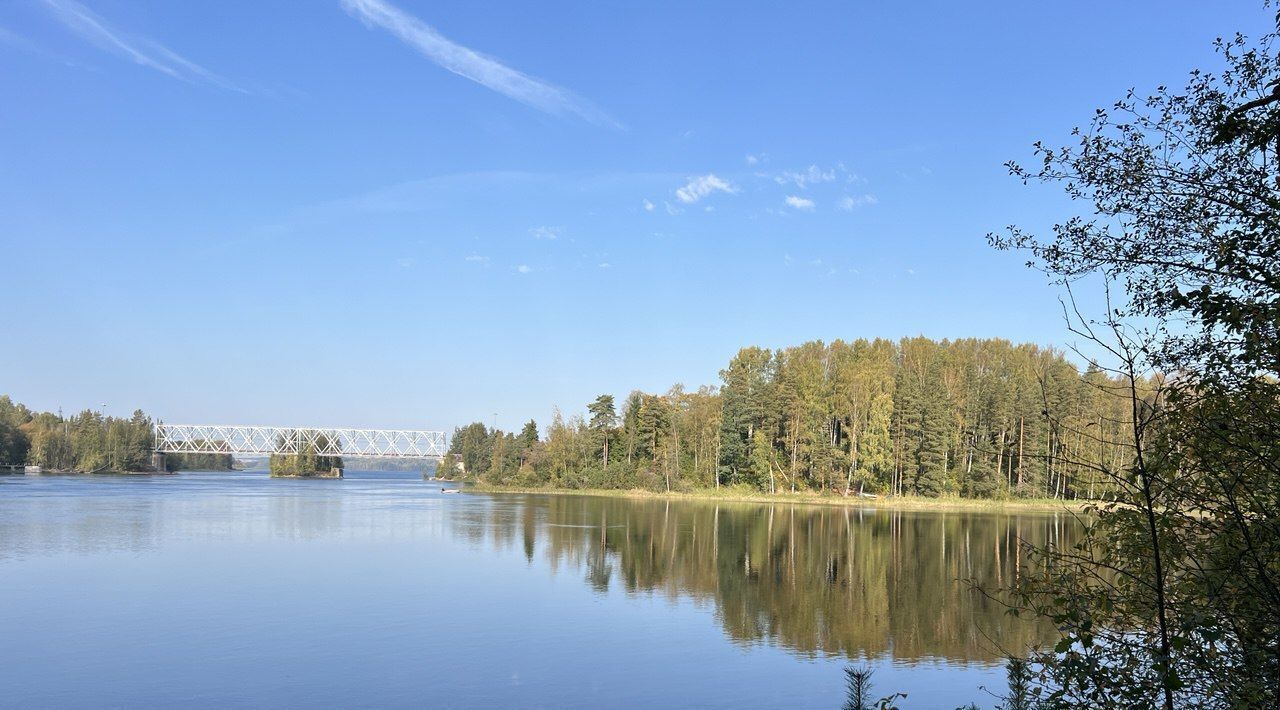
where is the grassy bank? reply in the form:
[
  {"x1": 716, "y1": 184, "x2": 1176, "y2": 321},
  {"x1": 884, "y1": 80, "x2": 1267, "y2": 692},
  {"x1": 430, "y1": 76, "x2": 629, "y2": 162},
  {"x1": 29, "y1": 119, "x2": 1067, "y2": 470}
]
[{"x1": 466, "y1": 482, "x2": 1088, "y2": 513}]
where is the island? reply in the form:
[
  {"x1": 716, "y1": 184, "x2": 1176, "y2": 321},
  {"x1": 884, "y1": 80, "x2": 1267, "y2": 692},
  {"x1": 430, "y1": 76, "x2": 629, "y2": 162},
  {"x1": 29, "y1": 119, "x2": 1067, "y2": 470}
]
[{"x1": 268, "y1": 432, "x2": 343, "y2": 478}]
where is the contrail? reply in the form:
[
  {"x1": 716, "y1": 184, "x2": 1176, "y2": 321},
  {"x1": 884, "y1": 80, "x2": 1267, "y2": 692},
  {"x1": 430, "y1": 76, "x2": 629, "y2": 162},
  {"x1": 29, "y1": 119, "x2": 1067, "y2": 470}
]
[
  {"x1": 341, "y1": 0, "x2": 620, "y2": 128},
  {"x1": 38, "y1": 0, "x2": 245, "y2": 92}
]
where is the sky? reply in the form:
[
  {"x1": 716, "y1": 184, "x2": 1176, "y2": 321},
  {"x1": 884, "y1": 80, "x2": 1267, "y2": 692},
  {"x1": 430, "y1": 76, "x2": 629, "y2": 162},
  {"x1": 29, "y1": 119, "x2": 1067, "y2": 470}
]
[{"x1": 0, "y1": 0, "x2": 1271, "y2": 432}]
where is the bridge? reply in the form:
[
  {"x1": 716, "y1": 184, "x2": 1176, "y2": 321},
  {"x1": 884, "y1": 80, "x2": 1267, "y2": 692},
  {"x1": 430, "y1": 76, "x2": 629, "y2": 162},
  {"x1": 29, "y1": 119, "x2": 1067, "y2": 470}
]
[{"x1": 153, "y1": 424, "x2": 448, "y2": 459}]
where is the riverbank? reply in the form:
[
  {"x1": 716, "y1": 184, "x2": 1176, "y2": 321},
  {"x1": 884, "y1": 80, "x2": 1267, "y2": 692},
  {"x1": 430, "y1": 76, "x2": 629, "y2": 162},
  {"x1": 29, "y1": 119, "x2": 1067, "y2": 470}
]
[{"x1": 466, "y1": 483, "x2": 1089, "y2": 513}]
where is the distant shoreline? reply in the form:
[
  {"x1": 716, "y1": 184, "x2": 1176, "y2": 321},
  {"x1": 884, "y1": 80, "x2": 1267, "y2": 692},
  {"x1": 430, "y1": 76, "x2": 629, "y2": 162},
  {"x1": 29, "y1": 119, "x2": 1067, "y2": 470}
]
[
  {"x1": 466, "y1": 483, "x2": 1089, "y2": 513},
  {"x1": 19, "y1": 469, "x2": 176, "y2": 476}
]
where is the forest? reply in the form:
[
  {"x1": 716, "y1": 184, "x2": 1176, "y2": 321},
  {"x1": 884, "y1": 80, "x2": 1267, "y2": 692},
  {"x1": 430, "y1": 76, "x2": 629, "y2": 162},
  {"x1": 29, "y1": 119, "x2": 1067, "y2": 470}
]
[
  {"x1": 0, "y1": 395, "x2": 158, "y2": 473},
  {"x1": 442, "y1": 337, "x2": 1139, "y2": 500},
  {"x1": 0, "y1": 395, "x2": 231, "y2": 472}
]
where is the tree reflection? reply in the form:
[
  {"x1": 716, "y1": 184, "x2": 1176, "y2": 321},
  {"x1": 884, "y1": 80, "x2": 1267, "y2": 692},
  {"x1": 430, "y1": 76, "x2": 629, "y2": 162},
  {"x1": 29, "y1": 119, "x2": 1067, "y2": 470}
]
[{"x1": 454, "y1": 496, "x2": 1074, "y2": 664}]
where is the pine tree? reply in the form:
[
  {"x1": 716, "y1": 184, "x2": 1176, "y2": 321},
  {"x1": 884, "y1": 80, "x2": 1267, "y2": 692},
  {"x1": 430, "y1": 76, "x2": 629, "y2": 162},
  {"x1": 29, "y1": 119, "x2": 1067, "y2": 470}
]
[
  {"x1": 587, "y1": 394, "x2": 616, "y2": 468},
  {"x1": 717, "y1": 347, "x2": 774, "y2": 486}
]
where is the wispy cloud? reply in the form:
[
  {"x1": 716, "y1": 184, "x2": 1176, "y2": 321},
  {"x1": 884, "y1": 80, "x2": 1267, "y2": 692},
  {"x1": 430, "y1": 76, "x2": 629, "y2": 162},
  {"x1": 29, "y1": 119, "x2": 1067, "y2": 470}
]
[
  {"x1": 464, "y1": 254, "x2": 490, "y2": 265},
  {"x1": 341, "y1": 0, "x2": 619, "y2": 128},
  {"x1": 675, "y1": 174, "x2": 736, "y2": 204},
  {"x1": 516, "y1": 264, "x2": 533, "y2": 274},
  {"x1": 529, "y1": 226, "x2": 560, "y2": 240},
  {"x1": 784, "y1": 195, "x2": 815, "y2": 211},
  {"x1": 775, "y1": 165, "x2": 838, "y2": 190},
  {"x1": 642, "y1": 199, "x2": 655, "y2": 212},
  {"x1": 838, "y1": 194, "x2": 878, "y2": 211},
  {"x1": 0, "y1": 23, "x2": 88, "y2": 67},
  {"x1": 37, "y1": 0, "x2": 244, "y2": 91}
]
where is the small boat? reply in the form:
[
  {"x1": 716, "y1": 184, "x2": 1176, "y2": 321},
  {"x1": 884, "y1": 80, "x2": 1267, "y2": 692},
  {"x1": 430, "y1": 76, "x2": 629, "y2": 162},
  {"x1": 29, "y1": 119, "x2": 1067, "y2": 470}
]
[{"x1": 442, "y1": 488, "x2": 461, "y2": 494}]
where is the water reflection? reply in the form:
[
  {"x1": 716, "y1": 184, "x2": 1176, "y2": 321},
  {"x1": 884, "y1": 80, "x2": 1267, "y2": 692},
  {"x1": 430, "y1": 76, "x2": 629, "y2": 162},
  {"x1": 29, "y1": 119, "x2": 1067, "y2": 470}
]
[
  {"x1": 0, "y1": 473, "x2": 1077, "y2": 669},
  {"x1": 447, "y1": 495, "x2": 1075, "y2": 664}
]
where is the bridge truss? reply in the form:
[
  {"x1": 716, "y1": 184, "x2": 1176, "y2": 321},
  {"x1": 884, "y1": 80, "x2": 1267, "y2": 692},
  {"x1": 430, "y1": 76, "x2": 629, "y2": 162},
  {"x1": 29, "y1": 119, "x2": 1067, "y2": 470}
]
[{"x1": 154, "y1": 424, "x2": 447, "y2": 459}]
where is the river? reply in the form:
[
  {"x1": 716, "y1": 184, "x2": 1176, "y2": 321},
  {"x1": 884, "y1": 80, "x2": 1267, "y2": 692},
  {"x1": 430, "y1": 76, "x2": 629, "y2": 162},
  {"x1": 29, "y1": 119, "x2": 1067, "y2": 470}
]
[{"x1": 0, "y1": 470, "x2": 1077, "y2": 708}]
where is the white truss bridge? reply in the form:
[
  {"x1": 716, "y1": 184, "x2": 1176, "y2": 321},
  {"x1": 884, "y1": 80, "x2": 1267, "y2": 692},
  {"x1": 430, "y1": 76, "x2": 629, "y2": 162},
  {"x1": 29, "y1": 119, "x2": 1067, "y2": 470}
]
[{"x1": 154, "y1": 424, "x2": 447, "y2": 459}]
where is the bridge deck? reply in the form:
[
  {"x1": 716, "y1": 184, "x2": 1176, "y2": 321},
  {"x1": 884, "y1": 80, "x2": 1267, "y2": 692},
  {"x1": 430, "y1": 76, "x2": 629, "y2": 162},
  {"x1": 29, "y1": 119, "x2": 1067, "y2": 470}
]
[{"x1": 154, "y1": 424, "x2": 447, "y2": 459}]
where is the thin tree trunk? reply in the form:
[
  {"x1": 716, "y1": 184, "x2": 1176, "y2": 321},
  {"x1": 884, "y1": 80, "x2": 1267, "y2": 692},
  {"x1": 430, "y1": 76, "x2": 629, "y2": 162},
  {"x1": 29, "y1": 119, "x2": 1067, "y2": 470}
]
[
  {"x1": 783, "y1": 417, "x2": 793, "y2": 493},
  {"x1": 1017, "y1": 417, "x2": 1025, "y2": 490},
  {"x1": 998, "y1": 428, "x2": 1007, "y2": 488},
  {"x1": 844, "y1": 430, "x2": 858, "y2": 496},
  {"x1": 715, "y1": 435, "x2": 721, "y2": 490},
  {"x1": 1128, "y1": 377, "x2": 1174, "y2": 710},
  {"x1": 668, "y1": 426, "x2": 677, "y2": 493},
  {"x1": 1046, "y1": 425, "x2": 1053, "y2": 497}
]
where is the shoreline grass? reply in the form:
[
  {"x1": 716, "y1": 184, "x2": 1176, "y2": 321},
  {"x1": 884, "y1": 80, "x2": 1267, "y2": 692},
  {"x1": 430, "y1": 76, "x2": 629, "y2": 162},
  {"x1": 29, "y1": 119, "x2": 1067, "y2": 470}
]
[{"x1": 465, "y1": 482, "x2": 1088, "y2": 513}]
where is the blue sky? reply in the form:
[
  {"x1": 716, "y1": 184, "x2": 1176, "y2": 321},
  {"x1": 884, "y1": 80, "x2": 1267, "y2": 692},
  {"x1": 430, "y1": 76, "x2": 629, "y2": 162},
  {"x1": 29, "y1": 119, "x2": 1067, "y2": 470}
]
[{"x1": 0, "y1": 0, "x2": 1269, "y2": 431}]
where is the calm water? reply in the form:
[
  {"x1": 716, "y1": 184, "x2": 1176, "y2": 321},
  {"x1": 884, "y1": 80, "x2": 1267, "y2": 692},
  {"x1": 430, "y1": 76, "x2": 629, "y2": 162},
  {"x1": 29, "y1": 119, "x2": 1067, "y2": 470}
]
[{"x1": 0, "y1": 471, "x2": 1076, "y2": 708}]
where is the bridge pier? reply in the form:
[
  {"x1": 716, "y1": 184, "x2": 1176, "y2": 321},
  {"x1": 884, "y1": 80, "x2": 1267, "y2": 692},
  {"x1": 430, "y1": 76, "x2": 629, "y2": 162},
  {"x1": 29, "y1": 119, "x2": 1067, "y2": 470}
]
[{"x1": 151, "y1": 452, "x2": 167, "y2": 472}]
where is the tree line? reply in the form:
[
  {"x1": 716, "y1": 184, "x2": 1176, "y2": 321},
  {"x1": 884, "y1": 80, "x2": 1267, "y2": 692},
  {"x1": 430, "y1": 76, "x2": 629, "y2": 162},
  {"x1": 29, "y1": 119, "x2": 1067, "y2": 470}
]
[
  {"x1": 442, "y1": 337, "x2": 1140, "y2": 500},
  {"x1": 0, "y1": 395, "x2": 232, "y2": 472},
  {"x1": 0, "y1": 395, "x2": 157, "y2": 472}
]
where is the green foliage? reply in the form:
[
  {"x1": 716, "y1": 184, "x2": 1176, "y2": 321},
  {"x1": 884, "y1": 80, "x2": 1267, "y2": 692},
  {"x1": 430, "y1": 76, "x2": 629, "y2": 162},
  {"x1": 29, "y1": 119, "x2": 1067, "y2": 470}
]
[
  {"x1": 843, "y1": 665, "x2": 875, "y2": 710},
  {"x1": 0, "y1": 395, "x2": 32, "y2": 465},
  {"x1": 0, "y1": 396, "x2": 157, "y2": 472},
  {"x1": 718, "y1": 346, "x2": 774, "y2": 486},
  {"x1": 450, "y1": 422, "x2": 493, "y2": 477},
  {"x1": 856, "y1": 393, "x2": 894, "y2": 492},
  {"x1": 164, "y1": 451, "x2": 235, "y2": 471},
  {"x1": 841, "y1": 665, "x2": 906, "y2": 710},
  {"x1": 438, "y1": 419, "x2": 542, "y2": 486},
  {"x1": 992, "y1": 6, "x2": 1280, "y2": 707},
  {"x1": 748, "y1": 428, "x2": 774, "y2": 491},
  {"x1": 268, "y1": 431, "x2": 342, "y2": 476},
  {"x1": 517, "y1": 420, "x2": 538, "y2": 449},
  {"x1": 475, "y1": 337, "x2": 1137, "y2": 500},
  {"x1": 896, "y1": 338, "x2": 949, "y2": 495},
  {"x1": 587, "y1": 394, "x2": 616, "y2": 469},
  {"x1": 1000, "y1": 657, "x2": 1035, "y2": 710}
]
